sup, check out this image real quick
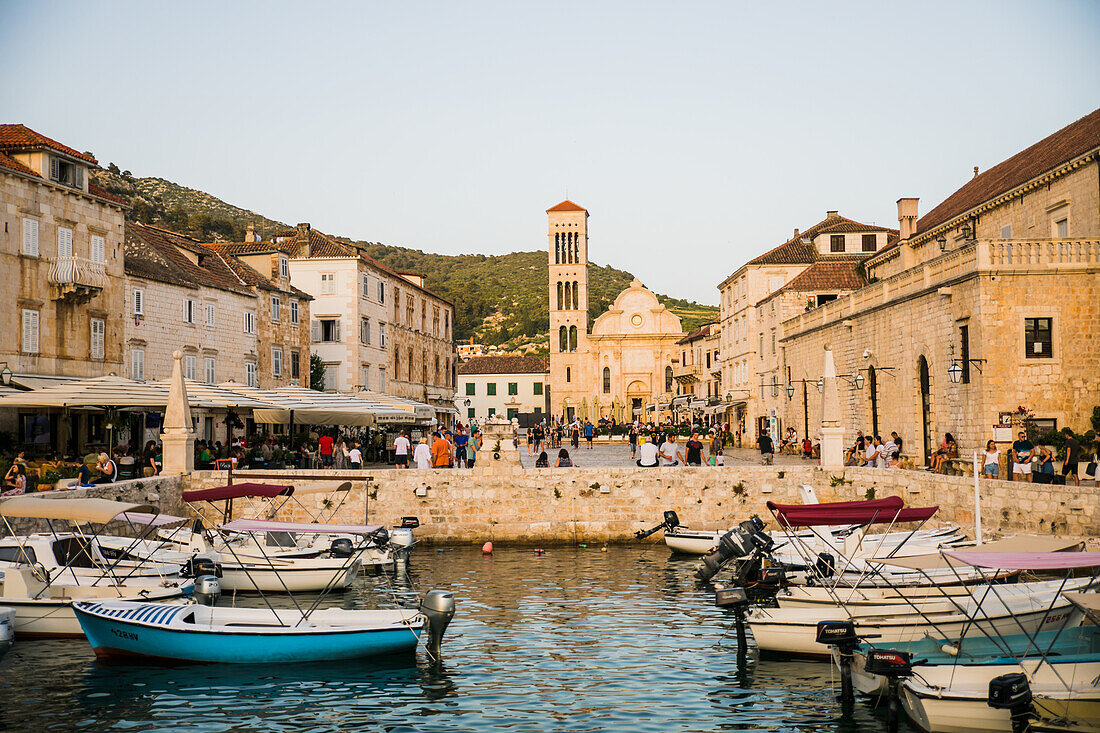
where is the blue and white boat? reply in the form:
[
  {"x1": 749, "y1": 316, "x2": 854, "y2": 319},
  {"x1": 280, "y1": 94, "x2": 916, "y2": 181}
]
[{"x1": 72, "y1": 590, "x2": 455, "y2": 664}]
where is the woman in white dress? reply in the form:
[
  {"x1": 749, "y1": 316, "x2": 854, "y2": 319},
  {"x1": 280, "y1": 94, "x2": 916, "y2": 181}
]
[{"x1": 413, "y1": 438, "x2": 432, "y2": 469}]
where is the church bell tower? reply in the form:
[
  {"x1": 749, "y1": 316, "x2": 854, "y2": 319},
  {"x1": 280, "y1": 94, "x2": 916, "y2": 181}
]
[{"x1": 547, "y1": 200, "x2": 589, "y2": 419}]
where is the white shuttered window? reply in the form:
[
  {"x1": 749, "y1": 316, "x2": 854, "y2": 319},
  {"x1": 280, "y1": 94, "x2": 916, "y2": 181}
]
[
  {"x1": 90, "y1": 318, "x2": 105, "y2": 359},
  {"x1": 133, "y1": 288, "x2": 145, "y2": 316},
  {"x1": 91, "y1": 234, "x2": 106, "y2": 263},
  {"x1": 22, "y1": 309, "x2": 40, "y2": 353},
  {"x1": 273, "y1": 348, "x2": 283, "y2": 377},
  {"x1": 204, "y1": 357, "x2": 216, "y2": 385},
  {"x1": 246, "y1": 362, "x2": 257, "y2": 387},
  {"x1": 22, "y1": 218, "x2": 39, "y2": 256},
  {"x1": 184, "y1": 355, "x2": 196, "y2": 380},
  {"x1": 131, "y1": 348, "x2": 145, "y2": 381},
  {"x1": 57, "y1": 226, "x2": 73, "y2": 258}
]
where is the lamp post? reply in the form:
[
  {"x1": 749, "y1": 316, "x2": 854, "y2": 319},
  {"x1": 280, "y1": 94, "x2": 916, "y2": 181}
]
[{"x1": 0, "y1": 362, "x2": 11, "y2": 386}]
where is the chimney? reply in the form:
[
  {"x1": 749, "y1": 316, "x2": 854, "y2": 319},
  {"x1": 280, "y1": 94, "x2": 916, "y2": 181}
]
[
  {"x1": 896, "y1": 198, "x2": 919, "y2": 241},
  {"x1": 792, "y1": 228, "x2": 800, "y2": 239},
  {"x1": 245, "y1": 222, "x2": 256, "y2": 243},
  {"x1": 973, "y1": 166, "x2": 979, "y2": 178},
  {"x1": 826, "y1": 210, "x2": 839, "y2": 219},
  {"x1": 296, "y1": 222, "x2": 311, "y2": 258}
]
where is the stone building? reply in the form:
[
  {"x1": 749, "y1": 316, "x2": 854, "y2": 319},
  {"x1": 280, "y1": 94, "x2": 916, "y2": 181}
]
[
  {"x1": 0, "y1": 125, "x2": 128, "y2": 443},
  {"x1": 779, "y1": 107, "x2": 1100, "y2": 464},
  {"x1": 455, "y1": 355, "x2": 549, "y2": 421},
  {"x1": 547, "y1": 200, "x2": 684, "y2": 422},
  {"x1": 124, "y1": 224, "x2": 260, "y2": 388},
  {"x1": 228, "y1": 224, "x2": 457, "y2": 422},
  {"x1": 673, "y1": 320, "x2": 722, "y2": 422},
  {"x1": 717, "y1": 212, "x2": 896, "y2": 441}
]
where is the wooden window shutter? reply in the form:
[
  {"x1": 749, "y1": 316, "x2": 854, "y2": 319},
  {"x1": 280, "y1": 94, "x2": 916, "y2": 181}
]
[
  {"x1": 311, "y1": 320, "x2": 321, "y2": 342},
  {"x1": 23, "y1": 219, "x2": 39, "y2": 256},
  {"x1": 22, "y1": 309, "x2": 39, "y2": 353}
]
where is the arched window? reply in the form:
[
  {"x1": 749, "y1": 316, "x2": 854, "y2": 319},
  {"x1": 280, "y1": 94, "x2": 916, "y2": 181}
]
[
  {"x1": 569, "y1": 325, "x2": 578, "y2": 352},
  {"x1": 566, "y1": 232, "x2": 572, "y2": 263},
  {"x1": 394, "y1": 350, "x2": 400, "y2": 380},
  {"x1": 408, "y1": 347, "x2": 414, "y2": 381},
  {"x1": 573, "y1": 281, "x2": 580, "y2": 310},
  {"x1": 602, "y1": 367, "x2": 611, "y2": 393},
  {"x1": 555, "y1": 233, "x2": 560, "y2": 264},
  {"x1": 665, "y1": 366, "x2": 673, "y2": 392},
  {"x1": 566, "y1": 281, "x2": 574, "y2": 310},
  {"x1": 574, "y1": 237, "x2": 580, "y2": 263},
  {"x1": 422, "y1": 349, "x2": 428, "y2": 384},
  {"x1": 559, "y1": 326, "x2": 568, "y2": 352},
  {"x1": 556, "y1": 281, "x2": 563, "y2": 310}
]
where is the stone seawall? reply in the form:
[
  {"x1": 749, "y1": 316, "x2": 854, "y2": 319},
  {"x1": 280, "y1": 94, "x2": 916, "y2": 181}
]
[{"x1": 186, "y1": 466, "x2": 1099, "y2": 544}]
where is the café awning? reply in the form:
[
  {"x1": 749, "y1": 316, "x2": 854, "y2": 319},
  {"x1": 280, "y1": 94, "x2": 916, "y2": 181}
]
[
  {"x1": 0, "y1": 375, "x2": 224, "y2": 409},
  {"x1": 152, "y1": 379, "x2": 281, "y2": 410}
]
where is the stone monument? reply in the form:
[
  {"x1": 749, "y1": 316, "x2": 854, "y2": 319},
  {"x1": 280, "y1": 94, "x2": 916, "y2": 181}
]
[
  {"x1": 474, "y1": 416, "x2": 523, "y2": 475},
  {"x1": 161, "y1": 350, "x2": 195, "y2": 475},
  {"x1": 819, "y1": 345, "x2": 846, "y2": 468}
]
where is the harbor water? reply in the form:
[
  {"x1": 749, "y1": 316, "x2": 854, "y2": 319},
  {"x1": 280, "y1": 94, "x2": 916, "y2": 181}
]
[{"x1": 0, "y1": 546, "x2": 916, "y2": 732}]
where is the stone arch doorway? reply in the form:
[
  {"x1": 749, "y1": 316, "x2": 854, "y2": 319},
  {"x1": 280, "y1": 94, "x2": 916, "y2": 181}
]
[
  {"x1": 918, "y1": 355, "x2": 932, "y2": 467},
  {"x1": 627, "y1": 380, "x2": 648, "y2": 421}
]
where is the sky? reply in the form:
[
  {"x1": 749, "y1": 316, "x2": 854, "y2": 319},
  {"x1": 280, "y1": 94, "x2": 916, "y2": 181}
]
[{"x1": 3, "y1": 1, "x2": 1099, "y2": 304}]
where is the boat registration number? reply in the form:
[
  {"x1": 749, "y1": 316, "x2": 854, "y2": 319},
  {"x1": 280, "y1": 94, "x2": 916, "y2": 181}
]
[
  {"x1": 110, "y1": 627, "x2": 139, "y2": 641},
  {"x1": 1042, "y1": 612, "x2": 1069, "y2": 625}
]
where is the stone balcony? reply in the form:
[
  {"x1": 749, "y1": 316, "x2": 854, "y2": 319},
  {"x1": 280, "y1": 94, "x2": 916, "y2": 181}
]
[
  {"x1": 672, "y1": 363, "x2": 699, "y2": 384},
  {"x1": 782, "y1": 238, "x2": 1100, "y2": 337},
  {"x1": 47, "y1": 255, "x2": 108, "y2": 303}
]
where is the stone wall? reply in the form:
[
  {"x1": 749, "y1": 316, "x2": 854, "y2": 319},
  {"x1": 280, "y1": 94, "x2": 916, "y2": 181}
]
[{"x1": 186, "y1": 464, "x2": 1099, "y2": 545}]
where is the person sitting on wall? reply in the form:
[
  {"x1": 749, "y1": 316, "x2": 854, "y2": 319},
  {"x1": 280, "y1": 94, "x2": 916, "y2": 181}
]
[
  {"x1": 1, "y1": 463, "x2": 27, "y2": 495},
  {"x1": 930, "y1": 433, "x2": 957, "y2": 473},
  {"x1": 555, "y1": 448, "x2": 573, "y2": 467},
  {"x1": 844, "y1": 431, "x2": 865, "y2": 465},
  {"x1": 636, "y1": 437, "x2": 660, "y2": 468},
  {"x1": 75, "y1": 461, "x2": 94, "y2": 487},
  {"x1": 92, "y1": 453, "x2": 118, "y2": 485},
  {"x1": 534, "y1": 451, "x2": 549, "y2": 468}
]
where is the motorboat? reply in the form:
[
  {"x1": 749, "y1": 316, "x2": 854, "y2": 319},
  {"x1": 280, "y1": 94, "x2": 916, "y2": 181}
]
[
  {"x1": 0, "y1": 607, "x2": 13, "y2": 657},
  {"x1": 0, "y1": 531, "x2": 186, "y2": 582},
  {"x1": 0, "y1": 497, "x2": 194, "y2": 638}
]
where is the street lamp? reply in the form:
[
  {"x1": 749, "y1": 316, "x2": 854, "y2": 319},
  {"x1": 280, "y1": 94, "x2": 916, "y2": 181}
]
[
  {"x1": 815, "y1": 379, "x2": 823, "y2": 393},
  {"x1": 785, "y1": 383, "x2": 795, "y2": 399},
  {"x1": 947, "y1": 362, "x2": 963, "y2": 384},
  {"x1": 854, "y1": 373, "x2": 865, "y2": 390},
  {"x1": 936, "y1": 235, "x2": 947, "y2": 252},
  {"x1": 725, "y1": 392, "x2": 732, "y2": 404},
  {"x1": 0, "y1": 362, "x2": 11, "y2": 386}
]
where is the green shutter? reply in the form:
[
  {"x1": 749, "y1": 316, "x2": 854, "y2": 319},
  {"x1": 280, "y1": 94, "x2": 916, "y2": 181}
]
[{"x1": 465, "y1": 382, "x2": 475, "y2": 395}]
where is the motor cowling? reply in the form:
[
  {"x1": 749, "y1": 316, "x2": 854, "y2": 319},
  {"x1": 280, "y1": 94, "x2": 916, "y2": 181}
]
[
  {"x1": 715, "y1": 586, "x2": 749, "y2": 609},
  {"x1": 864, "y1": 649, "x2": 914, "y2": 678},
  {"x1": 193, "y1": 574, "x2": 221, "y2": 606},
  {"x1": 815, "y1": 552, "x2": 835, "y2": 579},
  {"x1": 816, "y1": 620, "x2": 859, "y2": 651},
  {"x1": 420, "y1": 589, "x2": 456, "y2": 657},
  {"x1": 181, "y1": 555, "x2": 223, "y2": 578},
  {"x1": 756, "y1": 566, "x2": 786, "y2": 586},
  {"x1": 370, "y1": 527, "x2": 390, "y2": 547},
  {"x1": 389, "y1": 527, "x2": 415, "y2": 549},
  {"x1": 988, "y1": 672, "x2": 1032, "y2": 709},
  {"x1": 663, "y1": 510, "x2": 681, "y2": 529},
  {"x1": 400, "y1": 516, "x2": 420, "y2": 529},
  {"x1": 329, "y1": 538, "x2": 354, "y2": 558}
]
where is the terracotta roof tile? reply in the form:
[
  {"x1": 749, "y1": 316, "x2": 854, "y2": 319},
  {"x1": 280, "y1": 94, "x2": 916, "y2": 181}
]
[
  {"x1": 779, "y1": 260, "x2": 866, "y2": 292},
  {"x1": 745, "y1": 213, "x2": 896, "y2": 267},
  {"x1": 210, "y1": 247, "x2": 313, "y2": 300},
  {"x1": 0, "y1": 151, "x2": 41, "y2": 178},
  {"x1": 915, "y1": 107, "x2": 1100, "y2": 236},
  {"x1": 218, "y1": 240, "x2": 298, "y2": 256},
  {"x1": 546, "y1": 200, "x2": 587, "y2": 213},
  {"x1": 676, "y1": 320, "x2": 719, "y2": 345},
  {"x1": 87, "y1": 182, "x2": 127, "y2": 206},
  {"x1": 457, "y1": 355, "x2": 549, "y2": 375},
  {"x1": 0, "y1": 124, "x2": 97, "y2": 164},
  {"x1": 125, "y1": 223, "x2": 254, "y2": 296}
]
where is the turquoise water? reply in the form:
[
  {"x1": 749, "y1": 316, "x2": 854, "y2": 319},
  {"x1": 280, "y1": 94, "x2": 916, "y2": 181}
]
[{"x1": 1, "y1": 546, "x2": 914, "y2": 731}]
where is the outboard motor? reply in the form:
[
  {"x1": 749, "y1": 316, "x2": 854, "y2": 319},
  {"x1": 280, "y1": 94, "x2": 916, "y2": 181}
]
[
  {"x1": 864, "y1": 649, "x2": 919, "y2": 733},
  {"x1": 193, "y1": 574, "x2": 221, "y2": 606},
  {"x1": 369, "y1": 527, "x2": 390, "y2": 548},
  {"x1": 988, "y1": 673, "x2": 1034, "y2": 733},
  {"x1": 420, "y1": 589, "x2": 456, "y2": 658},
  {"x1": 329, "y1": 538, "x2": 354, "y2": 558},
  {"x1": 695, "y1": 528, "x2": 752, "y2": 582},
  {"x1": 399, "y1": 516, "x2": 421, "y2": 529},
  {"x1": 756, "y1": 566, "x2": 786, "y2": 586},
  {"x1": 715, "y1": 585, "x2": 750, "y2": 664},
  {"x1": 816, "y1": 620, "x2": 859, "y2": 705},
  {"x1": 389, "y1": 527, "x2": 415, "y2": 550},
  {"x1": 815, "y1": 552, "x2": 835, "y2": 580},
  {"x1": 663, "y1": 510, "x2": 680, "y2": 529},
  {"x1": 634, "y1": 510, "x2": 682, "y2": 540},
  {"x1": 181, "y1": 555, "x2": 223, "y2": 579}
]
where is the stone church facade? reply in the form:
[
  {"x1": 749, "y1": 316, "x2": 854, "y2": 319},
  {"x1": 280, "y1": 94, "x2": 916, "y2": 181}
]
[{"x1": 547, "y1": 201, "x2": 684, "y2": 422}]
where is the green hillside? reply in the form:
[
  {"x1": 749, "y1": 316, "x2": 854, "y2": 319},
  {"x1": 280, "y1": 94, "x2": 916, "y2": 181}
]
[{"x1": 91, "y1": 168, "x2": 717, "y2": 348}]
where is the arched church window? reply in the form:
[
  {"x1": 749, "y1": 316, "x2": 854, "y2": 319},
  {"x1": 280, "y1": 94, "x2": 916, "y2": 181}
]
[
  {"x1": 602, "y1": 367, "x2": 610, "y2": 393},
  {"x1": 559, "y1": 326, "x2": 568, "y2": 352},
  {"x1": 574, "y1": 237, "x2": 580, "y2": 263},
  {"x1": 556, "y1": 281, "x2": 563, "y2": 311},
  {"x1": 569, "y1": 325, "x2": 578, "y2": 352},
  {"x1": 555, "y1": 233, "x2": 560, "y2": 264},
  {"x1": 573, "y1": 281, "x2": 579, "y2": 310},
  {"x1": 665, "y1": 366, "x2": 673, "y2": 392}
]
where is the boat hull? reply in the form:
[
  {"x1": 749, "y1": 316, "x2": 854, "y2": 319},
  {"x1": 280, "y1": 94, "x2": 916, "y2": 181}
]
[
  {"x1": 218, "y1": 557, "x2": 362, "y2": 592},
  {"x1": 2, "y1": 585, "x2": 192, "y2": 638},
  {"x1": 73, "y1": 601, "x2": 424, "y2": 663}
]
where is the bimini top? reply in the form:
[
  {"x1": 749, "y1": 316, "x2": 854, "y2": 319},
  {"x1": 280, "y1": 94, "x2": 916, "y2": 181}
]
[
  {"x1": 221, "y1": 519, "x2": 382, "y2": 535},
  {"x1": 876, "y1": 535, "x2": 1083, "y2": 570},
  {"x1": 766, "y1": 496, "x2": 938, "y2": 527},
  {"x1": 942, "y1": 551, "x2": 1100, "y2": 571},
  {"x1": 0, "y1": 496, "x2": 156, "y2": 524},
  {"x1": 116, "y1": 511, "x2": 189, "y2": 527},
  {"x1": 182, "y1": 482, "x2": 294, "y2": 503}
]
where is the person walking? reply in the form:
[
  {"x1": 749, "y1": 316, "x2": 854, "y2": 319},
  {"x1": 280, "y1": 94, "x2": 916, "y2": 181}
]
[
  {"x1": 348, "y1": 441, "x2": 363, "y2": 471},
  {"x1": 584, "y1": 420, "x2": 594, "y2": 449},
  {"x1": 659, "y1": 434, "x2": 679, "y2": 467},
  {"x1": 685, "y1": 431, "x2": 704, "y2": 466},
  {"x1": 571, "y1": 422, "x2": 580, "y2": 450},
  {"x1": 1062, "y1": 434, "x2": 1081, "y2": 486},
  {"x1": 318, "y1": 432, "x2": 334, "y2": 468},
  {"x1": 532, "y1": 423, "x2": 544, "y2": 456},
  {"x1": 413, "y1": 438, "x2": 432, "y2": 469},
  {"x1": 453, "y1": 428, "x2": 469, "y2": 468},
  {"x1": 432, "y1": 432, "x2": 452, "y2": 468},
  {"x1": 394, "y1": 431, "x2": 411, "y2": 469},
  {"x1": 468, "y1": 429, "x2": 480, "y2": 469},
  {"x1": 757, "y1": 431, "x2": 774, "y2": 465},
  {"x1": 628, "y1": 424, "x2": 639, "y2": 459}
]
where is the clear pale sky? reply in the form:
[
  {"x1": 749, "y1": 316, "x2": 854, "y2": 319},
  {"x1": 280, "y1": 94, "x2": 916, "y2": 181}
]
[{"x1": 3, "y1": 1, "x2": 1098, "y2": 304}]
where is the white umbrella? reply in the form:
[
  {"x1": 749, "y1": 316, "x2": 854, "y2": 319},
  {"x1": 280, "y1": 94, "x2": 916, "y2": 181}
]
[{"x1": 0, "y1": 374, "x2": 223, "y2": 409}]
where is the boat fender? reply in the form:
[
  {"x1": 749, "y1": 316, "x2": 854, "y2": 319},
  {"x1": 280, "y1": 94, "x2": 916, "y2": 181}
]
[
  {"x1": 329, "y1": 538, "x2": 354, "y2": 558},
  {"x1": 193, "y1": 575, "x2": 221, "y2": 606},
  {"x1": 482, "y1": 541, "x2": 493, "y2": 554},
  {"x1": 988, "y1": 673, "x2": 1034, "y2": 733},
  {"x1": 420, "y1": 589, "x2": 456, "y2": 657}
]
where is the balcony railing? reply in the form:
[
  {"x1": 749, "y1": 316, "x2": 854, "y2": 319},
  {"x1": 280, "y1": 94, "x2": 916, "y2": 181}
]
[
  {"x1": 782, "y1": 238, "x2": 1100, "y2": 337},
  {"x1": 47, "y1": 256, "x2": 108, "y2": 302}
]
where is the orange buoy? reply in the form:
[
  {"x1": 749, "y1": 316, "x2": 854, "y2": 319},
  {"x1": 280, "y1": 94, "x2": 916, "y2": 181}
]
[{"x1": 482, "y1": 541, "x2": 494, "y2": 554}]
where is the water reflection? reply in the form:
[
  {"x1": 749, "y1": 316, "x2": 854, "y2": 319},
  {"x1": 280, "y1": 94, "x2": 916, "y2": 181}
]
[{"x1": 1, "y1": 546, "x2": 915, "y2": 732}]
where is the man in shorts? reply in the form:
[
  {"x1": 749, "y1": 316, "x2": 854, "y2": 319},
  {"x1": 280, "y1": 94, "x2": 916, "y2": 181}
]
[
  {"x1": 1011, "y1": 431, "x2": 1034, "y2": 483},
  {"x1": 453, "y1": 427, "x2": 469, "y2": 468},
  {"x1": 1062, "y1": 435, "x2": 1081, "y2": 486},
  {"x1": 393, "y1": 431, "x2": 410, "y2": 469}
]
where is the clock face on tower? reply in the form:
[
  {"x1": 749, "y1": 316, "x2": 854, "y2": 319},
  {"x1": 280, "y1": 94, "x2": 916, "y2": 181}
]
[{"x1": 631, "y1": 314, "x2": 644, "y2": 328}]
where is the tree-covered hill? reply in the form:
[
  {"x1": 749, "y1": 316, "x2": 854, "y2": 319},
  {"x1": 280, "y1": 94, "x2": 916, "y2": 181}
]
[{"x1": 91, "y1": 168, "x2": 717, "y2": 348}]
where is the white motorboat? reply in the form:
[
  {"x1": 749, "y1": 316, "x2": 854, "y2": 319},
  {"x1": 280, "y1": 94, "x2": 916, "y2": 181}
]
[
  {"x1": 0, "y1": 532, "x2": 185, "y2": 581},
  {"x1": 747, "y1": 577, "x2": 1093, "y2": 659},
  {"x1": 0, "y1": 497, "x2": 194, "y2": 638}
]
